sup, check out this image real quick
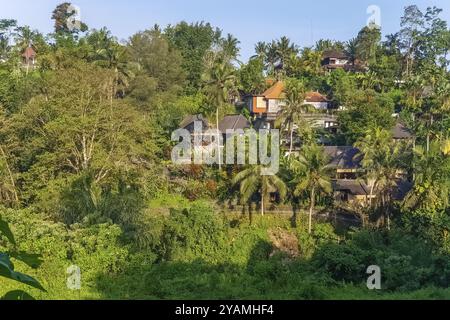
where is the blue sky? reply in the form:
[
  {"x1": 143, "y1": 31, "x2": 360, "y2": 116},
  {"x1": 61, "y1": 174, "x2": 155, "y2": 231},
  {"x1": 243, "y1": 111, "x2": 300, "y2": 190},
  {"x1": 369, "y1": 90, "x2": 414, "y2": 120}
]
[{"x1": 1, "y1": 0, "x2": 449, "y2": 60}]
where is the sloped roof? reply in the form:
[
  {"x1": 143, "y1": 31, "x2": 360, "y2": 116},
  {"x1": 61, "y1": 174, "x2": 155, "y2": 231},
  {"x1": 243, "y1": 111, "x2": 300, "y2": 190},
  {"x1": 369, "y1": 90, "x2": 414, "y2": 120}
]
[
  {"x1": 22, "y1": 46, "x2": 36, "y2": 59},
  {"x1": 322, "y1": 50, "x2": 348, "y2": 60},
  {"x1": 179, "y1": 114, "x2": 208, "y2": 129},
  {"x1": 253, "y1": 118, "x2": 271, "y2": 130},
  {"x1": 305, "y1": 91, "x2": 328, "y2": 103},
  {"x1": 257, "y1": 81, "x2": 329, "y2": 104},
  {"x1": 302, "y1": 114, "x2": 338, "y2": 123},
  {"x1": 262, "y1": 81, "x2": 285, "y2": 99},
  {"x1": 334, "y1": 179, "x2": 412, "y2": 198},
  {"x1": 219, "y1": 114, "x2": 251, "y2": 132},
  {"x1": 324, "y1": 146, "x2": 362, "y2": 170},
  {"x1": 265, "y1": 78, "x2": 276, "y2": 86},
  {"x1": 333, "y1": 179, "x2": 370, "y2": 195},
  {"x1": 392, "y1": 122, "x2": 413, "y2": 139},
  {"x1": 393, "y1": 179, "x2": 413, "y2": 200}
]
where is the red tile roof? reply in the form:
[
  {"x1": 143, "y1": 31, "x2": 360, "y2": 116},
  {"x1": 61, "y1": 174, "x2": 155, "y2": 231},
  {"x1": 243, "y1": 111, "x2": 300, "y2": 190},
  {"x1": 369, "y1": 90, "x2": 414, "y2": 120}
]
[
  {"x1": 262, "y1": 81, "x2": 285, "y2": 99},
  {"x1": 259, "y1": 82, "x2": 328, "y2": 103},
  {"x1": 22, "y1": 46, "x2": 36, "y2": 59},
  {"x1": 305, "y1": 91, "x2": 328, "y2": 103}
]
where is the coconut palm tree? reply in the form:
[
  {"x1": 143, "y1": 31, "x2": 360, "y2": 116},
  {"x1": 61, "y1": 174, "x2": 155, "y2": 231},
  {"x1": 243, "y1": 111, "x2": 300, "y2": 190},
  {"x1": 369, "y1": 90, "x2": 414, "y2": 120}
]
[
  {"x1": 405, "y1": 75, "x2": 426, "y2": 109},
  {"x1": 0, "y1": 19, "x2": 17, "y2": 61},
  {"x1": 14, "y1": 26, "x2": 37, "y2": 51},
  {"x1": 275, "y1": 36, "x2": 298, "y2": 69},
  {"x1": 356, "y1": 71, "x2": 383, "y2": 91},
  {"x1": 253, "y1": 41, "x2": 267, "y2": 61},
  {"x1": 233, "y1": 165, "x2": 287, "y2": 216},
  {"x1": 355, "y1": 127, "x2": 393, "y2": 204},
  {"x1": 221, "y1": 33, "x2": 240, "y2": 63},
  {"x1": 299, "y1": 48, "x2": 323, "y2": 77},
  {"x1": 203, "y1": 56, "x2": 238, "y2": 169},
  {"x1": 87, "y1": 28, "x2": 132, "y2": 98},
  {"x1": 290, "y1": 144, "x2": 333, "y2": 234},
  {"x1": 345, "y1": 38, "x2": 358, "y2": 65},
  {"x1": 373, "y1": 139, "x2": 407, "y2": 229},
  {"x1": 265, "y1": 41, "x2": 279, "y2": 77},
  {"x1": 276, "y1": 79, "x2": 314, "y2": 156},
  {"x1": 404, "y1": 142, "x2": 450, "y2": 212},
  {"x1": 354, "y1": 127, "x2": 408, "y2": 229}
]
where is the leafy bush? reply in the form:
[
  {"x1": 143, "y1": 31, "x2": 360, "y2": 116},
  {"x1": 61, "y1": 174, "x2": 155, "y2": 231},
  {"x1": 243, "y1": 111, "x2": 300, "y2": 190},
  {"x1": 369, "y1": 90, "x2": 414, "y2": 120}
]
[
  {"x1": 312, "y1": 243, "x2": 369, "y2": 282},
  {"x1": 156, "y1": 202, "x2": 227, "y2": 262}
]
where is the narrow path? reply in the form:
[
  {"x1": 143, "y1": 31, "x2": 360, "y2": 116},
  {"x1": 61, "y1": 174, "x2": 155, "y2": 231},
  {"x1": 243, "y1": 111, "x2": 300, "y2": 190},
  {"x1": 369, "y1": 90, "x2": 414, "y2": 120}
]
[{"x1": 220, "y1": 206, "x2": 362, "y2": 225}]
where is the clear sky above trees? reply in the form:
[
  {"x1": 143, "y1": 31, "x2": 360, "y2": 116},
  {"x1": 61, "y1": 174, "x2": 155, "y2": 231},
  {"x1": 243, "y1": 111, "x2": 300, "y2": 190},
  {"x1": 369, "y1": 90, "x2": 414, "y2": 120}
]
[{"x1": 1, "y1": 0, "x2": 449, "y2": 60}]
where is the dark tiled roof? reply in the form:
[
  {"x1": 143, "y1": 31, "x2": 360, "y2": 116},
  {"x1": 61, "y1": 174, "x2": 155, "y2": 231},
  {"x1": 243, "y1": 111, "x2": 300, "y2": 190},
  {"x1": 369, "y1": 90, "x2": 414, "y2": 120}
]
[
  {"x1": 322, "y1": 50, "x2": 348, "y2": 60},
  {"x1": 333, "y1": 179, "x2": 370, "y2": 195},
  {"x1": 334, "y1": 179, "x2": 412, "y2": 199},
  {"x1": 253, "y1": 118, "x2": 270, "y2": 130},
  {"x1": 393, "y1": 179, "x2": 413, "y2": 200},
  {"x1": 324, "y1": 146, "x2": 362, "y2": 170},
  {"x1": 179, "y1": 114, "x2": 209, "y2": 130},
  {"x1": 392, "y1": 122, "x2": 413, "y2": 139},
  {"x1": 219, "y1": 115, "x2": 251, "y2": 132}
]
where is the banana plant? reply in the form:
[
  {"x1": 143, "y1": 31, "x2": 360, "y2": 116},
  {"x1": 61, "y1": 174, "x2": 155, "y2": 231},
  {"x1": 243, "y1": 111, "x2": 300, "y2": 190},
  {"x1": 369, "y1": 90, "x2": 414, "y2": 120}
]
[{"x1": 0, "y1": 214, "x2": 46, "y2": 300}]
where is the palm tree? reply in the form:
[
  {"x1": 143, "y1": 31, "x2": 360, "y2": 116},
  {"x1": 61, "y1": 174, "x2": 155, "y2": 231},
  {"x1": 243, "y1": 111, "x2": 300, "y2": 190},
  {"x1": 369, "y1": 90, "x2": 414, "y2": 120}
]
[
  {"x1": 405, "y1": 75, "x2": 426, "y2": 110},
  {"x1": 374, "y1": 139, "x2": 407, "y2": 229},
  {"x1": 375, "y1": 147, "x2": 405, "y2": 230},
  {"x1": 355, "y1": 127, "x2": 393, "y2": 207},
  {"x1": 203, "y1": 56, "x2": 237, "y2": 169},
  {"x1": 345, "y1": 38, "x2": 358, "y2": 65},
  {"x1": 442, "y1": 139, "x2": 450, "y2": 156},
  {"x1": 233, "y1": 165, "x2": 287, "y2": 216},
  {"x1": 315, "y1": 39, "x2": 345, "y2": 52},
  {"x1": 14, "y1": 26, "x2": 37, "y2": 51},
  {"x1": 276, "y1": 80, "x2": 313, "y2": 156},
  {"x1": 299, "y1": 48, "x2": 323, "y2": 77},
  {"x1": 265, "y1": 42, "x2": 279, "y2": 76},
  {"x1": 431, "y1": 75, "x2": 450, "y2": 146},
  {"x1": 356, "y1": 127, "x2": 411, "y2": 228},
  {"x1": 275, "y1": 36, "x2": 298, "y2": 70},
  {"x1": 87, "y1": 28, "x2": 132, "y2": 98},
  {"x1": 221, "y1": 33, "x2": 240, "y2": 63},
  {"x1": 404, "y1": 142, "x2": 450, "y2": 212},
  {"x1": 253, "y1": 41, "x2": 267, "y2": 61},
  {"x1": 357, "y1": 71, "x2": 382, "y2": 91},
  {"x1": 290, "y1": 144, "x2": 333, "y2": 234},
  {"x1": 0, "y1": 19, "x2": 17, "y2": 61}
]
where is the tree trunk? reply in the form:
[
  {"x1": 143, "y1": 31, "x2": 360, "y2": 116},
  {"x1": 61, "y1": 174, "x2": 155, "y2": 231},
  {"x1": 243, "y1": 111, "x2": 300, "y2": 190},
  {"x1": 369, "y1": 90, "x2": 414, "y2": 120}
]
[
  {"x1": 412, "y1": 113, "x2": 416, "y2": 181},
  {"x1": 216, "y1": 107, "x2": 221, "y2": 170},
  {"x1": 385, "y1": 193, "x2": 391, "y2": 231},
  {"x1": 426, "y1": 114, "x2": 434, "y2": 153},
  {"x1": 289, "y1": 124, "x2": 294, "y2": 158},
  {"x1": 369, "y1": 181, "x2": 375, "y2": 208},
  {"x1": 387, "y1": 211, "x2": 391, "y2": 231},
  {"x1": 261, "y1": 192, "x2": 265, "y2": 216},
  {"x1": 309, "y1": 187, "x2": 315, "y2": 234}
]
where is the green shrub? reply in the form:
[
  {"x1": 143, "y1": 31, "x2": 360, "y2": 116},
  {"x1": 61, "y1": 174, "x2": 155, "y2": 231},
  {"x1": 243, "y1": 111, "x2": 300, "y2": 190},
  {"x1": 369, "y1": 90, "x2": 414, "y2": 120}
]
[
  {"x1": 312, "y1": 243, "x2": 370, "y2": 283},
  {"x1": 157, "y1": 202, "x2": 227, "y2": 263}
]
